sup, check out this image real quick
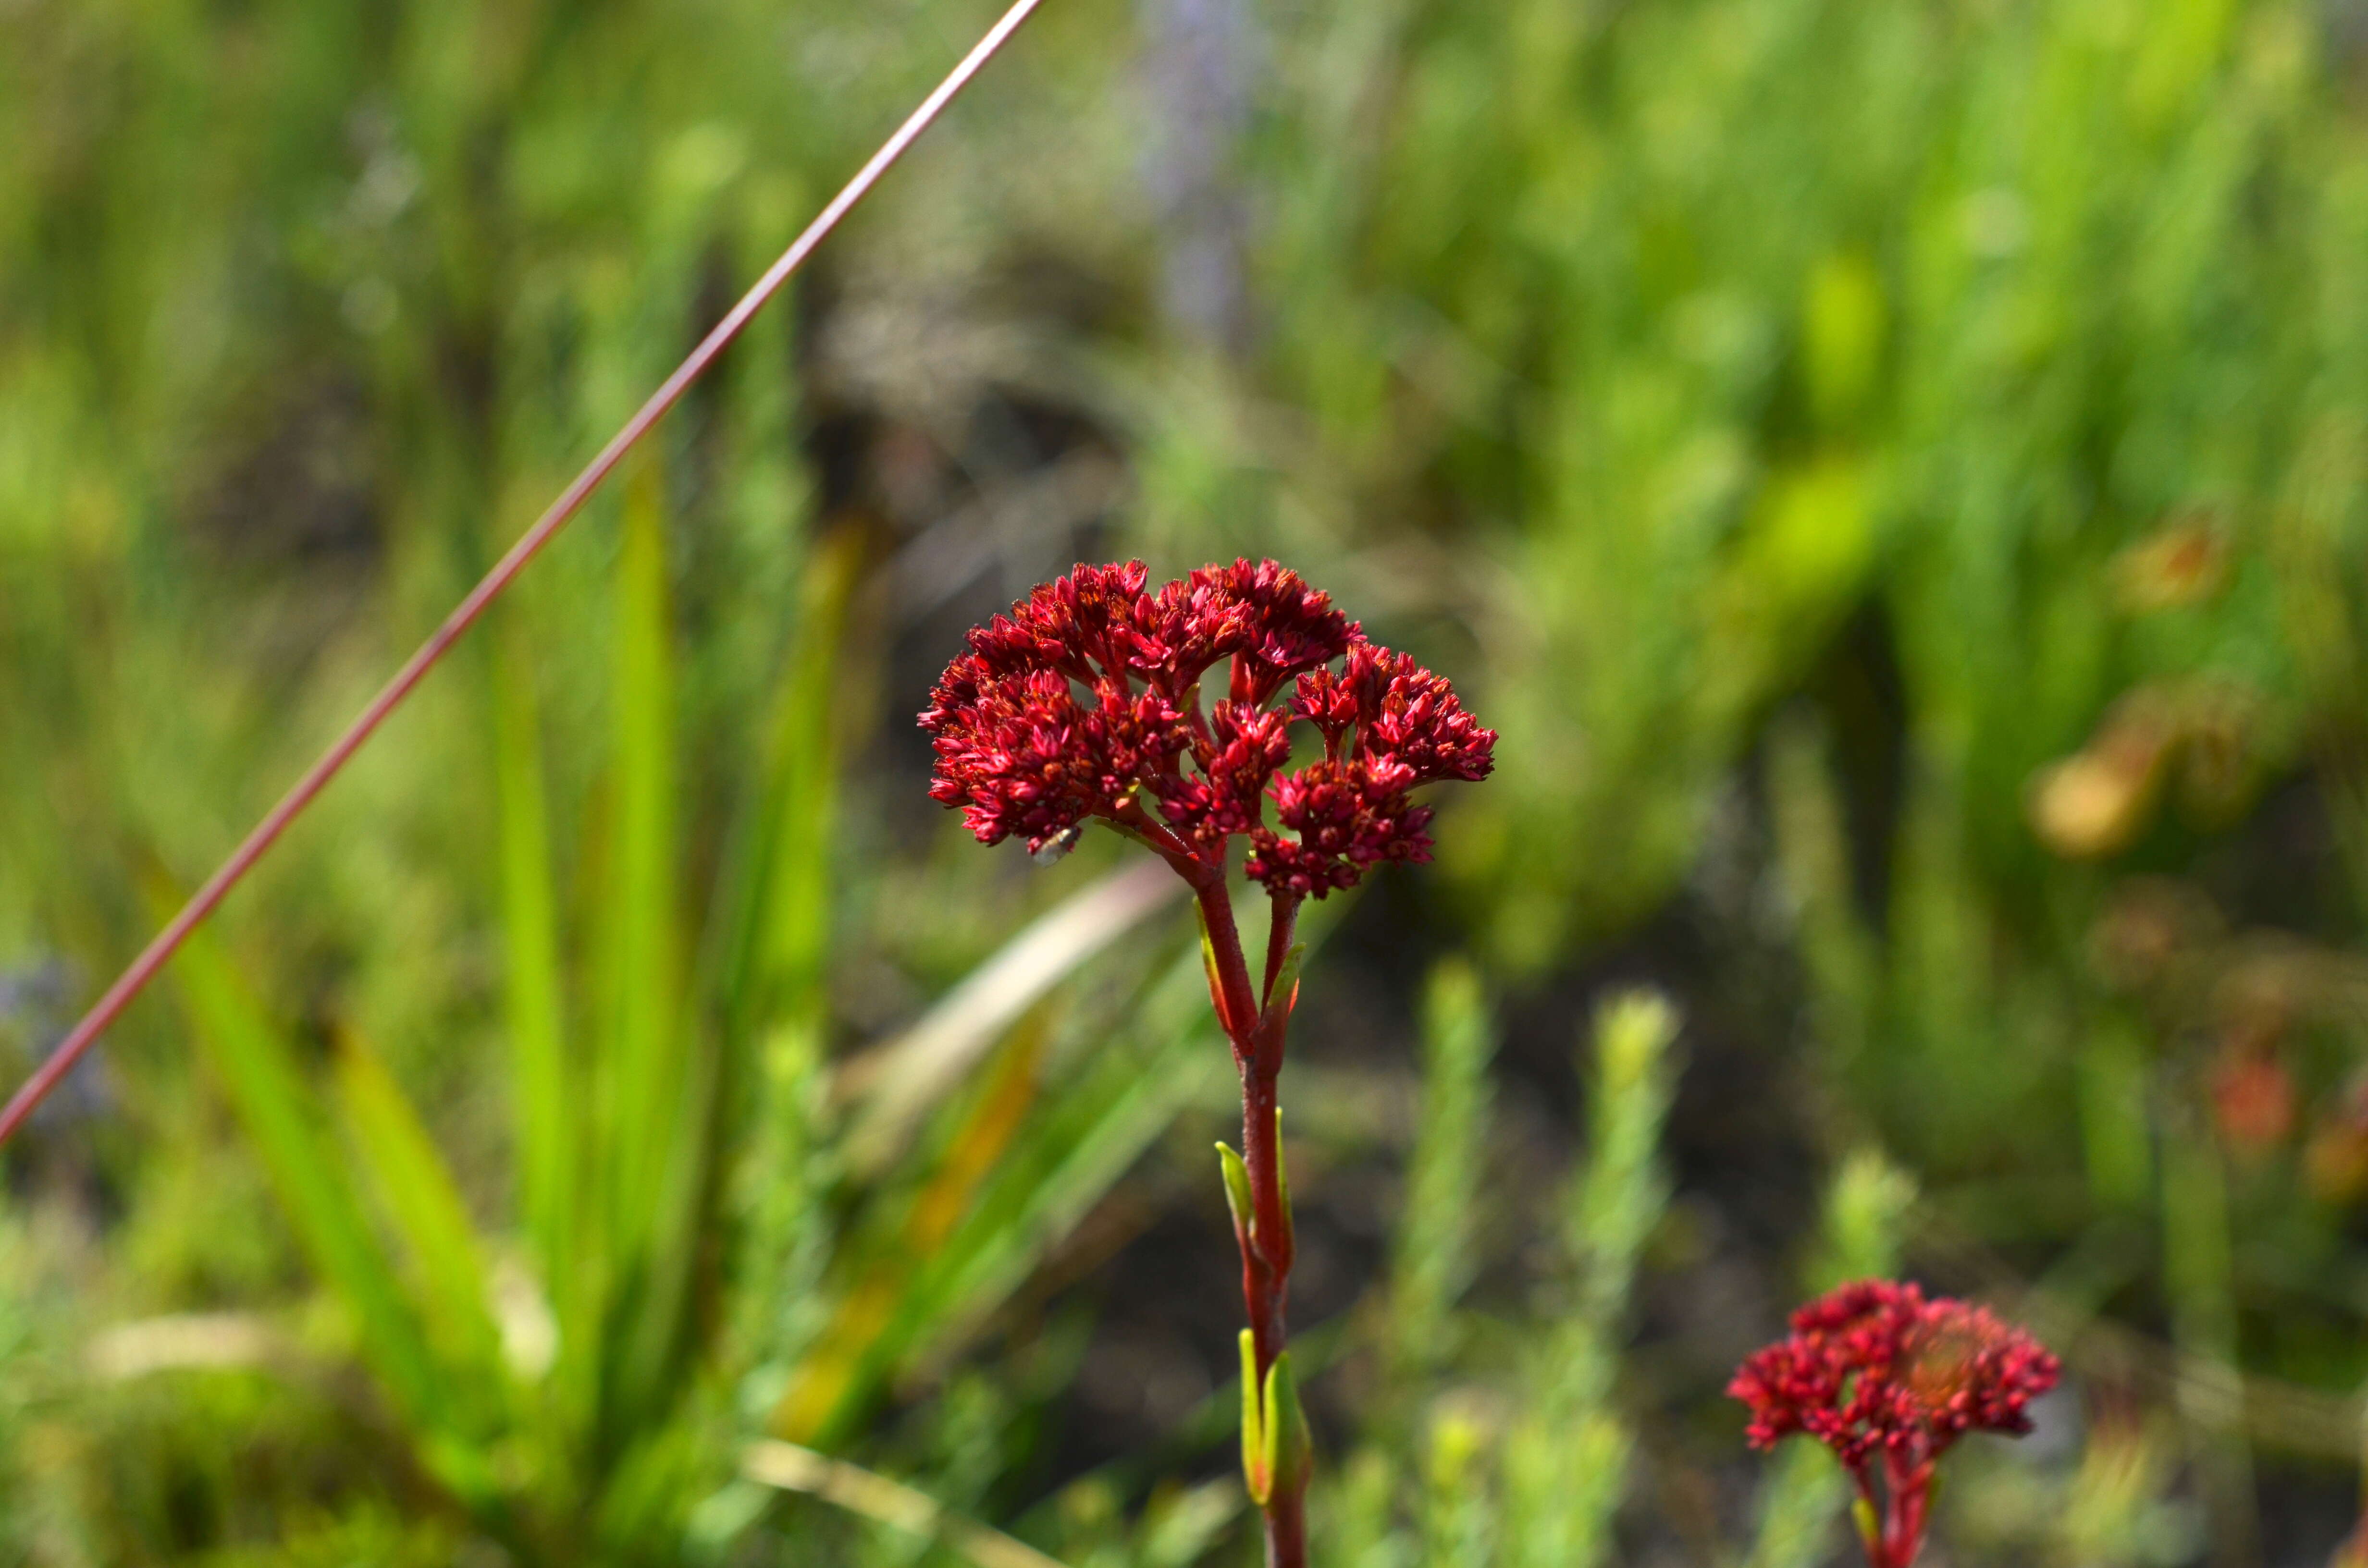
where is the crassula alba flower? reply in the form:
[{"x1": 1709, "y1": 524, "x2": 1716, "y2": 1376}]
[
  {"x1": 923, "y1": 560, "x2": 1494, "y2": 1568},
  {"x1": 1730, "y1": 1280, "x2": 2061, "y2": 1568}
]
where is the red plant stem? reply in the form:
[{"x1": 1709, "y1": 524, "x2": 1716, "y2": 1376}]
[
  {"x1": 1201, "y1": 881, "x2": 1306, "y2": 1568},
  {"x1": 1885, "y1": 1455, "x2": 1931, "y2": 1568},
  {"x1": 0, "y1": 0, "x2": 1047, "y2": 1151},
  {"x1": 1848, "y1": 1455, "x2": 1931, "y2": 1568},
  {"x1": 1194, "y1": 879, "x2": 1262, "y2": 1050}
]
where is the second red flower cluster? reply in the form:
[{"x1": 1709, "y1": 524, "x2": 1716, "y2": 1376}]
[{"x1": 1731, "y1": 1279, "x2": 2061, "y2": 1568}]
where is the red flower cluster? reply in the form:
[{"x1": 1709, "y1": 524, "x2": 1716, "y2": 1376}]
[
  {"x1": 1729, "y1": 1280, "x2": 2060, "y2": 1568},
  {"x1": 921, "y1": 561, "x2": 1495, "y2": 899}
]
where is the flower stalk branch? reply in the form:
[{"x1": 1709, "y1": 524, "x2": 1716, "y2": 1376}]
[{"x1": 921, "y1": 560, "x2": 1495, "y2": 1568}]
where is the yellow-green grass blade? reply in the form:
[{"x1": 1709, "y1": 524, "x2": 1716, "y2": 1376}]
[
  {"x1": 705, "y1": 499, "x2": 854, "y2": 1054},
  {"x1": 747, "y1": 530, "x2": 853, "y2": 1035},
  {"x1": 822, "y1": 890, "x2": 1324, "y2": 1436},
  {"x1": 708, "y1": 540, "x2": 852, "y2": 1383},
  {"x1": 595, "y1": 459, "x2": 726, "y2": 1452},
  {"x1": 901, "y1": 996, "x2": 1221, "y2": 1376},
  {"x1": 166, "y1": 917, "x2": 482, "y2": 1490},
  {"x1": 837, "y1": 860, "x2": 1187, "y2": 1178},
  {"x1": 331, "y1": 1026, "x2": 506, "y2": 1409},
  {"x1": 600, "y1": 461, "x2": 686, "y2": 1272},
  {"x1": 772, "y1": 1004, "x2": 1057, "y2": 1445},
  {"x1": 795, "y1": 949, "x2": 1226, "y2": 1446},
  {"x1": 490, "y1": 614, "x2": 575, "y2": 1305}
]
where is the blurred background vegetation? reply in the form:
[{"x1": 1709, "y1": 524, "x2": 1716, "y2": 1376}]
[{"x1": 8, "y1": 0, "x2": 2368, "y2": 1561}]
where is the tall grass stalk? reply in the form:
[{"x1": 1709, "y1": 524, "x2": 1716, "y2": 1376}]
[
  {"x1": 1387, "y1": 960, "x2": 1497, "y2": 1394},
  {"x1": 1501, "y1": 990, "x2": 1679, "y2": 1568}
]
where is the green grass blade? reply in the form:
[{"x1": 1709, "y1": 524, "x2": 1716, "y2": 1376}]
[
  {"x1": 710, "y1": 536, "x2": 851, "y2": 1383},
  {"x1": 718, "y1": 529, "x2": 856, "y2": 1045},
  {"x1": 332, "y1": 1026, "x2": 505, "y2": 1401},
  {"x1": 166, "y1": 919, "x2": 450, "y2": 1444},
  {"x1": 594, "y1": 459, "x2": 717, "y2": 1454},
  {"x1": 601, "y1": 462, "x2": 685, "y2": 1270},
  {"x1": 905, "y1": 1003, "x2": 1223, "y2": 1375},
  {"x1": 838, "y1": 860, "x2": 1187, "y2": 1179},
  {"x1": 842, "y1": 954, "x2": 1229, "y2": 1439},
  {"x1": 772, "y1": 1003, "x2": 1060, "y2": 1445},
  {"x1": 490, "y1": 617, "x2": 575, "y2": 1300}
]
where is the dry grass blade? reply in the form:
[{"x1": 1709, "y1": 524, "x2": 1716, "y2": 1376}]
[
  {"x1": 836, "y1": 858, "x2": 1185, "y2": 1176},
  {"x1": 741, "y1": 1440, "x2": 1070, "y2": 1568},
  {"x1": 0, "y1": 0, "x2": 1049, "y2": 1148},
  {"x1": 86, "y1": 1313, "x2": 284, "y2": 1381}
]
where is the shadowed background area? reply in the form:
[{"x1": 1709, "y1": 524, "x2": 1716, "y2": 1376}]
[{"x1": 8, "y1": 0, "x2": 2368, "y2": 1562}]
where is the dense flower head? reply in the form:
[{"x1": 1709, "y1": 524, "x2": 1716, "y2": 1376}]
[
  {"x1": 1728, "y1": 1279, "x2": 2060, "y2": 1471},
  {"x1": 921, "y1": 560, "x2": 1495, "y2": 892}
]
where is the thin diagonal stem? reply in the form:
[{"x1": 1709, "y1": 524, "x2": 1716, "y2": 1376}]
[{"x1": 0, "y1": 0, "x2": 1048, "y2": 1150}]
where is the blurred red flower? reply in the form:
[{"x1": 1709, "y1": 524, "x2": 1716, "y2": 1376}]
[{"x1": 1730, "y1": 1279, "x2": 2060, "y2": 1568}]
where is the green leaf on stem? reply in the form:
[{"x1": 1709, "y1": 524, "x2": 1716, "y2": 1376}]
[
  {"x1": 1851, "y1": 1495, "x2": 1880, "y2": 1554},
  {"x1": 1239, "y1": 1329, "x2": 1270, "y2": 1505},
  {"x1": 1238, "y1": 1335, "x2": 1314, "y2": 1511},
  {"x1": 1261, "y1": 941, "x2": 1305, "y2": 1027},
  {"x1": 1196, "y1": 903, "x2": 1233, "y2": 1037},
  {"x1": 1262, "y1": 1349, "x2": 1314, "y2": 1502},
  {"x1": 1217, "y1": 1141, "x2": 1254, "y2": 1250}
]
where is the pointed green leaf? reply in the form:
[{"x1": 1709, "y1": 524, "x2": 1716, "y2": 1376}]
[
  {"x1": 166, "y1": 919, "x2": 452, "y2": 1450},
  {"x1": 1238, "y1": 1329, "x2": 1270, "y2": 1505},
  {"x1": 332, "y1": 1030, "x2": 505, "y2": 1401},
  {"x1": 716, "y1": 528, "x2": 856, "y2": 1045},
  {"x1": 600, "y1": 461, "x2": 708, "y2": 1435},
  {"x1": 603, "y1": 462, "x2": 686, "y2": 1255},
  {"x1": 1261, "y1": 1350, "x2": 1314, "y2": 1502},
  {"x1": 1260, "y1": 942, "x2": 1305, "y2": 1030},
  {"x1": 1216, "y1": 1141, "x2": 1254, "y2": 1248},
  {"x1": 489, "y1": 617, "x2": 573, "y2": 1298},
  {"x1": 1851, "y1": 1495, "x2": 1879, "y2": 1551},
  {"x1": 1195, "y1": 903, "x2": 1232, "y2": 1035}
]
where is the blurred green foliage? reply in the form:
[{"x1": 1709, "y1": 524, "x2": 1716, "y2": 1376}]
[{"x1": 11, "y1": 0, "x2": 2368, "y2": 1561}]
